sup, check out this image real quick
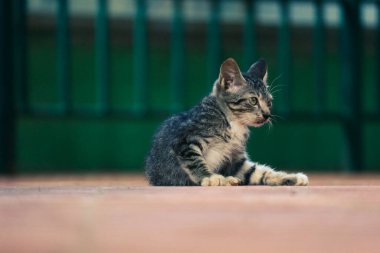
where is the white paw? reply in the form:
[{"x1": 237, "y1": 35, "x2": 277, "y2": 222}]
[
  {"x1": 282, "y1": 173, "x2": 309, "y2": 186},
  {"x1": 201, "y1": 175, "x2": 241, "y2": 186},
  {"x1": 225, "y1": 176, "x2": 241, "y2": 186},
  {"x1": 295, "y1": 173, "x2": 309, "y2": 186}
]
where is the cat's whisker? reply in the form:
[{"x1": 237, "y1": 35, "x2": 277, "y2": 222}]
[
  {"x1": 270, "y1": 88, "x2": 282, "y2": 94},
  {"x1": 270, "y1": 84, "x2": 286, "y2": 93},
  {"x1": 270, "y1": 85, "x2": 287, "y2": 92},
  {"x1": 269, "y1": 82, "x2": 287, "y2": 93},
  {"x1": 270, "y1": 114, "x2": 284, "y2": 121},
  {"x1": 269, "y1": 74, "x2": 283, "y2": 87},
  {"x1": 271, "y1": 93, "x2": 278, "y2": 99},
  {"x1": 271, "y1": 83, "x2": 287, "y2": 88},
  {"x1": 270, "y1": 89, "x2": 283, "y2": 96},
  {"x1": 269, "y1": 84, "x2": 287, "y2": 92},
  {"x1": 270, "y1": 81, "x2": 286, "y2": 87},
  {"x1": 265, "y1": 120, "x2": 273, "y2": 134}
]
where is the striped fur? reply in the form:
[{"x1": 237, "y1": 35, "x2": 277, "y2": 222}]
[{"x1": 145, "y1": 58, "x2": 308, "y2": 186}]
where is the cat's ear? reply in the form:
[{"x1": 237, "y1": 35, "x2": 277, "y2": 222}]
[
  {"x1": 218, "y1": 58, "x2": 245, "y2": 92},
  {"x1": 247, "y1": 59, "x2": 268, "y2": 82}
]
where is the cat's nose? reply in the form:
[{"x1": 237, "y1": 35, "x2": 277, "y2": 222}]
[{"x1": 263, "y1": 113, "x2": 271, "y2": 120}]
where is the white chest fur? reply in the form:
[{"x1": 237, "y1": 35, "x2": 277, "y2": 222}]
[{"x1": 204, "y1": 121, "x2": 248, "y2": 171}]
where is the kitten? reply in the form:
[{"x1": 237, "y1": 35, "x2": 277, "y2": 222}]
[{"x1": 145, "y1": 58, "x2": 309, "y2": 186}]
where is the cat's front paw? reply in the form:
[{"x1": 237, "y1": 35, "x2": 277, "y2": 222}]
[
  {"x1": 225, "y1": 176, "x2": 241, "y2": 186},
  {"x1": 201, "y1": 175, "x2": 241, "y2": 186},
  {"x1": 281, "y1": 173, "x2": 309, "y2": 186}
]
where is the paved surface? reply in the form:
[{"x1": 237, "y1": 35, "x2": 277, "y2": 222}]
[{"x1": 0, "y1": 174, "x2": 380, "y2": 253}]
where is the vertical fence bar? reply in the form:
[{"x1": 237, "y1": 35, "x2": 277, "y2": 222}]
[
  {"x1": 57, "y1": 0, "x2": 71, "y2": 114},
  {"x1": 243, "y1": 0, "x2": 256, "y2": 70},
  {"x1": 278, "y1": 0, "x2": 291, "y2": 116},
  {"x1": 95, "y1": 0, "x2": 109, "y2": 115},
  {"x1": 0, "y1": 0, "x2": 15, "y2": 174},
  {"x1": 377, "y1": 3, "x2": 380, "y2": 114},
  {"x1": 13, "y1": 0, "x2": 28, "y2": 114},
  {"x1": 340, "y1": 0, "x2": 362, "y2": 172},
  {"x1": 170, "y1": 0, "x2": 184, "y2": 112},
  {"x1": 132, "y1": 0, "x2": 147, "y2": 115},
  {"x1": 313, "y1": 0, "x2": 326, "y2": 115},
  {"x1": 207, "y1": 0, "x2": 221, "y2": 85}
]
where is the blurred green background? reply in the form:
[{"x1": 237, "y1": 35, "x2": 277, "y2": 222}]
[{"x1": 4, "y1": 0, "x2": 380, "y2": 173}]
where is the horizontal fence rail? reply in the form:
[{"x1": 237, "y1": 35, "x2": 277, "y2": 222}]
[{"x1": 1, "y1": 0, "x2": 380, "y2": 173}]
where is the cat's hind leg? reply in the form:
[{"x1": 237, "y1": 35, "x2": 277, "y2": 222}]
[
  {"x1": 247, "y1": 164, "x2": 308, "y2": 186},
  {"x1": 235, "y1": 160, "x2": 309, "y2": 186}
]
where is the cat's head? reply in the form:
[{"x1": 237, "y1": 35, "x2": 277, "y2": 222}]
[{"x1": 212, "y1": 58, "x2": 272, "y2": 127}]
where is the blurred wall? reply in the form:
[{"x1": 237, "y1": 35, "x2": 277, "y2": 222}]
[{"x1": 15, "y1": 0, "x2": 380, "y2": 173}]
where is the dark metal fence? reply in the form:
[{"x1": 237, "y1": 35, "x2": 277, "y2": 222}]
[{"x1": 0, "y1": 0, "x2": 378, "y2": 173}]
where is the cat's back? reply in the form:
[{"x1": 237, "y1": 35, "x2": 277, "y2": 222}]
[
  {"x1": 151, "y1": 96, "x2": 228, "y2": 148},
  {"x1": 145, "y1": 96, "x2": 228, "y2": 185},
  {"x1": 144, "y1": 109, "x2": 196, "y2": 186}
]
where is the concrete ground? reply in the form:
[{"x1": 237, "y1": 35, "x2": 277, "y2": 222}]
[{"x1": 0, "y1": 174, "x2": 380, "y2": 253}]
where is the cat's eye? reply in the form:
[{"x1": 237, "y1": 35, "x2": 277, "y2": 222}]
[
  {"x1": 233, "y1": 99, "x2": 246, "y2": 105},
  {"x1": 250, "y1": 97, "x2": 258, "y2": 105},
  {"x1": 268, "y1": 100, "x2": 272, "y2": 107}
]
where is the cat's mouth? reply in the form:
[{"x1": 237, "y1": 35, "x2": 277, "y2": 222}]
[{"x1": 250, "y1": 119, "x2": 270, "y2": 127}]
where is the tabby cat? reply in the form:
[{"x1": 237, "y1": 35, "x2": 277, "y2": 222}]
[{"x1": 145, "y1": 58, "x2": 309, "y2": 186}]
